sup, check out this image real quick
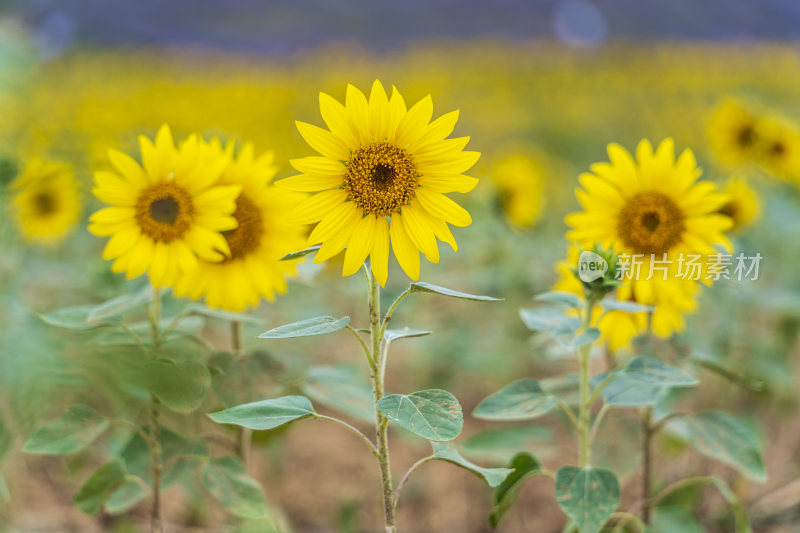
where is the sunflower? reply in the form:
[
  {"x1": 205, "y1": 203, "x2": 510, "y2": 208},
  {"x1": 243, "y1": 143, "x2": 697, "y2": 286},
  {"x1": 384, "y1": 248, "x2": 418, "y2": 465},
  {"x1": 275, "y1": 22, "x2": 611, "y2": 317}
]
[
  {"x1": 278, "y1": 80, "x2": 480, "y2": 285},
  {"x1": 491, "y1": 153, "x2": 544, "y2": 229},
  {"x1": 10, "y1": 158, "x2": 81, "y2": 245},
  {"x1": 174, "y1": 140, "x2": 307, "y2": 311},
  {"x1": 753, "y1": 116, "x2": 800, "y2": 181},
  {"x1": 718, "y1": 175, "x2": 761, "y2": 233},
  {"x1": 565, "y1": 139, "x2": 731, "y2": 338},
  {"x1": 88, "y1": 125, "x2": 241, "y2": 289},
  {"x1": 708, "y1": 99, "x2": 759, "y2": 167}
]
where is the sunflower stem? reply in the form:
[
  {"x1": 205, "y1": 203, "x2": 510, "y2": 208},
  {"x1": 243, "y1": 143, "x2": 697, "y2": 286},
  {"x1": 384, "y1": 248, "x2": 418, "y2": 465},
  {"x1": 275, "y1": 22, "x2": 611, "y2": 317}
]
[
  {"x1": 578, "y1": 299, "x2": 596, "y2": 468},
  {"x1": 365, "y1": 265, "x2": 396, "y2": 532},
  {"x1": 147, "y1": 286, "x2": 164, "y2": 533},
  {"x1": 231, "y1": 319, "x2": 253, "y2": 472}
]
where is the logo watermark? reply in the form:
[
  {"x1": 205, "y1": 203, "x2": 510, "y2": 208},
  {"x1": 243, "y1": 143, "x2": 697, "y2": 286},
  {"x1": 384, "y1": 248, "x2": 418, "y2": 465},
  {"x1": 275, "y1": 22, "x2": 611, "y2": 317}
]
[{"x1": 577, "y1": 250, "x2": 609, "y2": 282}]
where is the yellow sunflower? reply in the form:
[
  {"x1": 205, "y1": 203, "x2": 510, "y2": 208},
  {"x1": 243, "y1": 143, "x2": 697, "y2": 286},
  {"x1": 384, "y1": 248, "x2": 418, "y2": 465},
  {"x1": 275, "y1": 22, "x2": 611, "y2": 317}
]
[
  {"x1": 10, "y1": 158, "x2": 81, "y2": 245},
  {"x1": 708, "y1": 99, "x2": 759, "y2": 167},
  {"x1": 753, "y1": 116, "x2": 800, "y2": 181},
  {"x1": 491, "y1": 153, "x2": 544, "y2": 229},
  {"x1": 565, "y1": 139, "x2": 732, "y2": 338},
  {"x1": 278, "y1": 80, "x2": 480, "y2": 285},
  {"x1": 174, "y1": 140, "x2": 307, "y2": 311},
  {"x1": 88, "y1": 125, "x2": 241, "y2": 289},
  {"x1": 718, "y1": 175, "x2": 761, "y2": 233}
]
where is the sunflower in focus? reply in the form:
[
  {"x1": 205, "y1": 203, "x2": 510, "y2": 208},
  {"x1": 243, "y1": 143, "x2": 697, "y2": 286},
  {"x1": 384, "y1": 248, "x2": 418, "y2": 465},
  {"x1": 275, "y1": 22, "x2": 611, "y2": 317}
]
[
  {"x1": 491, "y1": 153, "x2": 544, "y2": 230},
  {"x1": 88, "y1": 125, "x2": 241, "y2": 289},
  {"x1": 566, "y1": 139, "x2": 732, "y2": 338},
  {"x1": 174, "y1": 141, "x2": 307, "y2": 311},
  {"x1": 10, "y1": 158, "x2": 81, "y2": 245},
  {"x1": 753, "y1": 116, "x2": 800, "y2": 181},
  {"x1": 708, "y1": 100, "x2": 759, "y2": 167},
  {"x1": 718, "y1": 175, "x2": 761, "y2": 233},
  {"x1": 279, "y1": 80, "x2": 480, "y2": 285}
]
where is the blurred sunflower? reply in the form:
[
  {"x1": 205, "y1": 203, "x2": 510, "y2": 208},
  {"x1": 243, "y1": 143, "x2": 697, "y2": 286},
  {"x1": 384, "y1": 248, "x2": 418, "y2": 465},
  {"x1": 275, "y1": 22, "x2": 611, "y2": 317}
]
[
  {"x1": 88, "y1": 125, "x2": 241, "y2": 289},
  {"x1": 565, "y1": 139, "x2": 732, "y2": 338},
  {"x1": 174, "y1": 141, "x2": 307, "y2": 311},
  {"x1": 718, "y1": 175, "x2": 761, "y2": 233},
  {"x1": 708, "y1": 100, "x2": 759, "y2": 166},
  {"x1": 753, "y1": 117, "x2": 800, "y2": 181},
  {"x1": 10, "y1": 158, "x2": 81, "y2": 245},
  {"x1": 491, "y1": 153, "x2": 544, "y2": 229},
  {"x1": 279, "y1": 80, "x2": 480, "y2": 285}
]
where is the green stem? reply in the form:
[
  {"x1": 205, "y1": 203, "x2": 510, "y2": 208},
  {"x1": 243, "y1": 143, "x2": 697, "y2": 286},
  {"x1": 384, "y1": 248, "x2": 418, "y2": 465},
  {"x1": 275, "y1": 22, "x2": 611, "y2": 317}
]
[
  {"x1": 366, "y1": 266, "x2": 396, "y2": 533},
  {"x1": 314, "y1": 414, "x2": 379, "y2": 459},
  {"x1": 231, "y1": 320, "x2": 253, "y2": 472},
  {"x1": 148, "y1": 396, "x2": 163, "y2": 533},
  {"x1": 641, "y1": 407, "x2": 654, "y2": 525},
  {"x1": 578, "y1": 300, "x2": 595, "y2": 467},
  {"x1": 392, "y1": 455, "x2": 434, "y2": 512}
]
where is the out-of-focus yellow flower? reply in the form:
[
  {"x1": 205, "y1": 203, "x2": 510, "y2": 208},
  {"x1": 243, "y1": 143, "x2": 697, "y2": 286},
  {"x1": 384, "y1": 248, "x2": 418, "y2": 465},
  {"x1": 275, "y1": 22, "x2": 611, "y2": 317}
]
[
  {"x1": 753, "y1": 116, "x2": 800, "y2": 182},
  {"x1": 279, "y1": 80, "x2": 479, "y2": 285},
  {"x1": 708, "y1": 99, "x2": 759, "y2": 167},
  {"x1": 491, "y1": 153, "x2": 544, "y2": 229},
  {"x1": 88, "y1": 125, "x2": 241, "y2": 289},
  {"x1": 718, "y1": 175, "x2": 761, "y2": 233},
  {"x1": 565, "y1": 139, "x2": 731, "y2": 340},
  {"x1": 174, "y1": 140, "x2": 307, "y2": 312},
  {"x1": 10, "y1": 158, "x2": 82, "y2": 245}
]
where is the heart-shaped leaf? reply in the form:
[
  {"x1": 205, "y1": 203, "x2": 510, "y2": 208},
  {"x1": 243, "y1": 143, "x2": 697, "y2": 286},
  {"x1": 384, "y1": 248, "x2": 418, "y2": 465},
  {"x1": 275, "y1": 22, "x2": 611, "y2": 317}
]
[
  {"x1": 87, "y1": 287, "x2": 152, "y2": 323},
  {"x1": 430, "y1": 442, "x2": 512, "y2": 487},
  {"x1": 554, "y1": 328, "x2": 601, "y2": 349},
  {"x1": 203, "y1": 456, "x2": 268, "y2": 518},
  {"x1": 384, "y1": 328, "x2": 432, "y2": 343},
  {"x1": 555, "y1": 466, "x2": 620, "y2": 533},
  {"x1": 622, "y1": 357, "x2": 699, "y2": 387},
  {"x1": 687, "y1": 411, "x2": 766, "y2": 482},
  {"x1": 259, "y1": 316, "x2": 350, "y2": 339},
  {"x1": 144, "y1": 358, "x2": 211, "y2": 414},
  {"x1": 490, "y1": 453, "x2": 542, "y2": 527},
  {"x1": 377, "y1": 389, "x2": 463, "y2": 441},
  {"x1": 23, "y1": 405, "x2": 109, "y2": 455},
  {"x1": 303, "y1": 366, "x2": 375, "y2": 423},
  {"x1": 461, "y1": 426, "x2": 552, "y2": 464},
  {"x1": 75, "y1": 460, "x2": 128, "y2": 515},
  {"x1": 473, "y1": 379, "x2": 558, "y2": 421},
  {"x1": 591, "y1": 372, "x2": 664, "y2": 407},
  {"x1": 519, "y1": 308, "x2": 580, "y2": 334},
  {"x1": 39, "y1": 306, "x2": 118, "y2": 330},
  {"x1": 535, "y1": 291, "x2": 583, "y2": 308},
  {"x1": 409, "y1": 282, "x2": 502, "y2": 302},
  {"x1": 209, "y1": 396, "x2": 316, "y2": 431}
]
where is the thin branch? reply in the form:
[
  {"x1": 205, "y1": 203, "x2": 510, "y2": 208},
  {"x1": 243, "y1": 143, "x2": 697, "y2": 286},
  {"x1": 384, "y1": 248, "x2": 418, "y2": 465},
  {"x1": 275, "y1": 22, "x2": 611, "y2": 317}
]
[
  {"x1": 161, "y1": 453, "x2": 209, "y2": 473},
  {"x1": 379, "y1": 287, "x2": 414, "y2": 339},
  {"x1": 651, "y1": 411, "x2": 690, "y2": 434},
  {"x1": 609, "y1": 511, "x2": 647, "y2": 533},
  {"x1": 345, "y1": 325, "x2": 375, "y2": 369},
  {"x1": 392, "y1": 455, "x2": 435, "y2": 511},
  {"x1": 588, "y1": 404, "x2": 611, "y2": 445},
  {"x1": 587, "y1": 372, "x2": 618, "y2": 406},
  {"x1": 557, "y1": 399, "x2": 581, "y2": 433},
  {"x1": 314, "y1": 414, "x2": 379, "y2": 459},
  {"x1": 110, "y1": 418, "x2": 154, "y2": 447}
]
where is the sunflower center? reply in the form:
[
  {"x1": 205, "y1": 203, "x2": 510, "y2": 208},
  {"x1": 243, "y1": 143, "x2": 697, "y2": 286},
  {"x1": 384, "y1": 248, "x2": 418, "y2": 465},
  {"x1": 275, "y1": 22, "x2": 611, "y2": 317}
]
[
  {"x1": 770, "y1": 141, "x2": 786, "y2": 157},
  {"x1": 34, "y1": 192, "x2": 57, "y2": 215},
  {"x1": 222, "y1": 193, "x2": 263, "y2": 261},
  {"x1": 617, "y1": 191, "x2": 685, "y2": 255},
  {"x1": 135, "y1": 182, "x2": 194, "y2": 242},
  {"x1": 737, "y1": 125, "x2": 755, "y2": 148},
  {"x1": 343, "y1": 141, "x2": 419, "y2": 216}
]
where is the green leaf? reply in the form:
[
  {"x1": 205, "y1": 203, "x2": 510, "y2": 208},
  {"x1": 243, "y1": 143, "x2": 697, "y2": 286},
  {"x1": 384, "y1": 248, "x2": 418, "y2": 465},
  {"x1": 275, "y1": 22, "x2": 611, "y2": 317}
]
[
  {"x1": 554, "y1": 327, "x2": 601, "y2": 349},
  {"x1": 473, "y1": 379, "x2": 558, "y2": 421},
  {"x1": 377, "y1": 389, "x2": 463, "y2": 441},
  {"x1": 209, "y1": 396, "x2": 316, "y2": 431},
  {"x1": 650, "y1": 507, "x2": 704, "y2": 533},
  {"x1": 461, "y1": 426, "x2": 552, "y2": 464},
  {"x1": 0, "y1": 416, "x2": 13, "y2": 461},
  {"x1": 687, "y1": 411, "x2": 766, "y2": 482},
  {"x1": 409, "y1": 282, "x2": 502, "y2": 302},
  {"x1": 144, "y1": 358, "x2": 211, "y2": 414},
  {"x1": 430, "y1": 442, "x2": 512, "y2": 488},
  {"x1": 555, "y1": 466, "x2": 620, "y2": 533},
  {"x1": 39, "y1": 305, "x2": 118, "y2": 330},
  {"x1": 519, "y1": 308, "x2": 579, "y2": 334},
  {"x1": 541, "y1": 373, "x2": 580, "y2": 406},
  {"x1": 184, "y1": 304, "x2": 263, "y2": 325},
  {"x1": 535, "y1": 291, "x2": 583, "y2": 308},
  {"x1": 258, "y1": 316, "x2": 350, "y2": 339},
  {"x1": 591, "y1": 372, "x2": 664, "y2": 407},
  {"x1": 0, "y1": 472, "x2": 9, "y2": 503},
  {"x1": 87, "y1": 286, "x2": 152, "y2": 323},
  {"x1": 105, "y1": 479, "x2": 149, "y2": 515},
  {"x1": 490, "y1": 453, "x2": 542, "y2": 527},
  {"x1": 384, "y1": 328, "x2": 432, "y2": 342},
  {"x1": 75, "y1": 459, "x2": 128, "y2": 514},
  {"x1": 622, "y1": 357, "x2": 699, "y2": 387},
  {"x1": 599, "y1": 299, "x2": 654, "y2": 314},
  {"x1": 203, "y1": 456, "x2": 268, "y2": 518},
  {"x1": 23, "y1": 405, "x2": 109, "y2": 455},
  {"x1": 303, "y1": 366, "x2": 375, "y2": 423},
  {"x1": 279, "y1": 245, "x2": 321, "y2": 261}
]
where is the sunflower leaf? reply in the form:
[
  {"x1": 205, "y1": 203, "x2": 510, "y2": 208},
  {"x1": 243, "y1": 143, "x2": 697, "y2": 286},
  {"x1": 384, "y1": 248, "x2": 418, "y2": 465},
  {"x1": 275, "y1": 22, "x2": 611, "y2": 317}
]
[
  {"x1": 209, "y1": 396, "x2": 316, "y2": 431},
  {"x1": 279, "y1": 245, "x2": 321, "y2": 261},
  {"x1": 203, "y1": 456, "x2": 268, "y2": 518},
  {"x1": 473, "y1": 379, "x2": 559, "y2": 421},
  {"x1": 555, "y1": 466, "x2": 620, "y2": 533},
  {"x1": 377, "y1": 389, "x2": 463, "y2": 441},
  {"x1": 409, "y1": 282, "x2": 502, "y2": 302},
  {"x1": 23, "y1": 405, "x2": 109, "y2": 455},
  {"x1": 430, "y1": 441, "x2": 512, "y2": 488},
  {"x1": 258, "y1": 316, "x2": 350, "y2": 339}
]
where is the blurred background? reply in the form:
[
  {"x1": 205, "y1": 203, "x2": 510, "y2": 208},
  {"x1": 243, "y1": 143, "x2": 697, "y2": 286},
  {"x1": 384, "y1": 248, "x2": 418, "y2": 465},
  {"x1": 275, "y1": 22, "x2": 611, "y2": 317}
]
[{"x1": 1, "y1": 1, "x2": 800, "y2": 532}]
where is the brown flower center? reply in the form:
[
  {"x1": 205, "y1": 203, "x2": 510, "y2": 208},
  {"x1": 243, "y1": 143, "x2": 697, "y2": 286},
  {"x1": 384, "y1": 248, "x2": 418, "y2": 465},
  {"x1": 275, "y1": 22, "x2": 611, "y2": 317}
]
[
  {"x1": 33, "y1": 192, "x2": 57, "y2": 216},
  {"x1": 222, "y1": 193, "x2": 263, "y2": 261},
  {"x1": 736, "y1": 124, "x2": 755, "y2": 148},
  {"x1": 135, "y1": 182, "x2": 194, "y2": 242},
  {"x1": 617, "y1": 191, "x2": 685, "y2": 255},
  {"x1": 343, "y1": 141, "x2": 419, "y2": 216}
]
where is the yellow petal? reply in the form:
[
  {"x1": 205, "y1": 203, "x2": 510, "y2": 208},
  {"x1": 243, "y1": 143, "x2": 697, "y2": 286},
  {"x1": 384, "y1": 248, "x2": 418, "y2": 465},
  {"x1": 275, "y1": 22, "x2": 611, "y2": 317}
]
[
  {"x1": 289, "y1": 189, "x2": 347, "y2": 224},
  {"x1": 419, "y1": 175, "x2": 479, "y2": 193},
  {"x1": 371, "y1": 216, "x2": 390, "y2": 286},
  {"x1": 308, "y1": 201, "x2": 359, "y2": 244},
  {"x1": 290, "y1": 156, "x2": 347, "y2": 177},
  {"x1": 415, "y1": 189, "x2": 472, "y2": 227},
  {"x1": 276, "y1": 174, "x2": 342, "y2": 192},
  {"x1": 320, "y1": 92, "x2": 358, "y2": 148},
  {"x1": 343, "y1": 215, "x2": 377, "y2": 276},
  {"x1": 368, "y1": 80, "x2": 389, "y2": 141},
  {"x1": 390, "y1": 214, "x2": 420, "y2": 280},
  {"x1": 346, "y1": 84, "x2": 370, "y2": 145},
  {"x1": 295, "y1": 121, "x2": 350, "y2": 161},
  {"x1": 395, "y1": 95, "x2": 433, "y2": 147},
  {"x1": 107, "y1": 149, "x2": 148, "y2": 187},
  {"x1": 402, "y1": 202, "x2": 439, "y2": 263},
  {"x1": 408, "y1": 110, "x2": 459, "y2": 153}
]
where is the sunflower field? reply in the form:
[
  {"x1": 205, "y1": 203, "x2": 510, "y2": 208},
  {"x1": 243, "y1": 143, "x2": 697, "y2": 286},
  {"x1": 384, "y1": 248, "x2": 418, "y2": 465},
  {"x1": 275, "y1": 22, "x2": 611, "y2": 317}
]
[{"x1": 1, "y1": 2, "x2": 800, "y2": 532}]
